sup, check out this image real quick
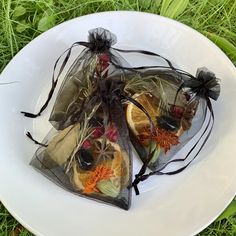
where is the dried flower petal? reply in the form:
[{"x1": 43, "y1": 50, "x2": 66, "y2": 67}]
[
  {"x1": 96, "y1": 53, "x2": 110, "y2": 74},
  {"x1": 91, "y1": 126, "x2": 104, "y2": 139},
  {"x1": 170, "y1": 105, "x2": 184, "y2": 119},
  {"x1": 154, "y1": 128, "x2": 179, "y2": 153},
  {"x1": 83, "y1": 165, "x2": 114, "y2": 194},
  {"x1": 138, "y1": 127, "x2": 179, "y2": 153},
  {"x1": 81, "y1": 139, "x2": 92, "y2": 149},
  {"x1": 106, "y1": 123, "x2": 118, "y2": 142}
]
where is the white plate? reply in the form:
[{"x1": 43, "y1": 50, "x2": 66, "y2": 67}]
[{"x1": 1, "y1": 11, "x2": 236, "y2": 236}]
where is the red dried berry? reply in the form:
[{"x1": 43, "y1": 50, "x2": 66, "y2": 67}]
[
  {"x1": 170, "y1": 105, "x2": 184, "y2": 119},
  {"x1": 98, "y1": 53, "x2": 110, "y2": 71},
  {"x1": 91, "y1": 126, "x2": 104, "y2": 139},
  {"x1": 106, "y1": 123, "x2": 118, "y2": 142},
  {"x1": 99, "y1": 53, "x2": 110, "y2": 63},
  {"x1": 81, "y1": 139, "x2": 92, "y2": 149}
]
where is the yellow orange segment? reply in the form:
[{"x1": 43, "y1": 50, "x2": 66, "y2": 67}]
[{"x1": 126, "y1": 93, "x2": 160, "y2": 135}]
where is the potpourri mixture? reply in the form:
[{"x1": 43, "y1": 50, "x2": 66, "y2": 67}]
[{"x1": 22, "y1": 28, "x2": 220, "y2": 210}]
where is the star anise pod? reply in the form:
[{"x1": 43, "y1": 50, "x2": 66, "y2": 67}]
[{"x1": 94, "y1": 139, "x2": 115, "y2": 160}]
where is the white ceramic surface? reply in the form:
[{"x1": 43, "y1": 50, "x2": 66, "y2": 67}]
[{"x1": 0, "y1": 11, "x2": 236, "y2": 236}]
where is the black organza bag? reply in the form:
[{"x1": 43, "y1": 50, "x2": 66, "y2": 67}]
[
  {"x1": 22, "y1": 28, "x2": 173, "y2": 130},
  {"x1": 125, "y1": 68, "x2": 220, "y2": 194},
  {"x1": 30, "y1": 77, "x2": 133, "y2": 210},
  {"x1": 23, "y1": 28, "x2": 220, "y2": 207},
  {"x1": 124, "y1": 69, "x2": 206, "y2": 170}
]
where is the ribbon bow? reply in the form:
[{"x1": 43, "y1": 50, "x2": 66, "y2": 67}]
[
  {"x1": 79, "y1": 28, "x2": 117, "y2": 53},
  {"x1": 183, "y1": 67, "x2": 220, "y2": 101},
  {"x1": 195, "y1": 67, "x2": 220, "y2": 101}
]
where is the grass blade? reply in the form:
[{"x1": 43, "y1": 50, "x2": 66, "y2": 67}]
[
  {"x1": 206, "y1": 32, "x2": 236, "y2": 62},
  {"x1": 161, "y1": 0, "x2": 189, "y2": 19},
  {"x1": 216, "y1": 199, "x2": 236, "y2": 221},
  {"x1": 220, "y1": 27, "x2": 236, "y2": 39},
  {"x1": 160, "y1": 0, "x2": 172, "y2": 15}
]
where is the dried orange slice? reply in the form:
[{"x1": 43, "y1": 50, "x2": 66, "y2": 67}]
[
  {"x1": 126, "y1": 93, "x2": 160, "y2": 135},
  {"x1": 126, "y1": 93, "x2": 184, "y2": 137}
]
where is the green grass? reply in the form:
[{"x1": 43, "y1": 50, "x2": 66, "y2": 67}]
[{"x1": 0, "y1": 0, "x2": 235, "y2": 235}]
